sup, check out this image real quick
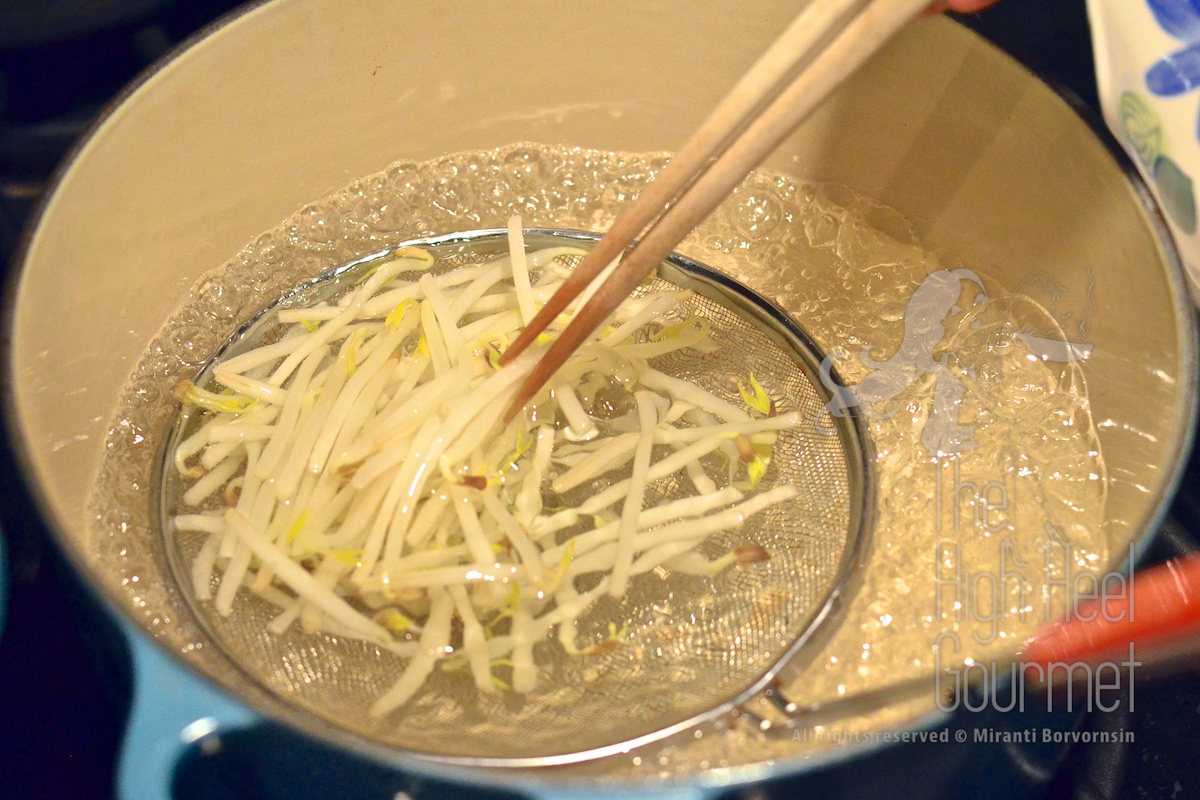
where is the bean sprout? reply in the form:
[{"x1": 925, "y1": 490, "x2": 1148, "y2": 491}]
[{"x1": 170, "y1": 218, "x2": 801, "y2": 715}]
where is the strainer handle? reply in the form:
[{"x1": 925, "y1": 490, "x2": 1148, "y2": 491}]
[{"x1": 117, "y1": 623, "x2": 258, "y2": 800}]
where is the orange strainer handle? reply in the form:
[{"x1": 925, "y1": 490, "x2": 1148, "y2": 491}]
[{"x1": 1022, "y1": 555, "x2": 1200, "y2": 674}]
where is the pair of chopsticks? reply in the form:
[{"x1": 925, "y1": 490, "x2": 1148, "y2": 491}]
[{"x1": 500, "y1": 0, "x2": 930, "y2": 420}]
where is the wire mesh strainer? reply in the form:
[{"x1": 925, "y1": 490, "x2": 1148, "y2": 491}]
[{"x1": 154, "y1": 228, "x2": 873, "y2": 766}]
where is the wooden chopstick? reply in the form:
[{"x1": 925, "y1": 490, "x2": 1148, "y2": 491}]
[
  {"x1": 503, "y1": 0, "x2": 928, "y2": 422},
  {"x1": 498, "y1": 0, "x2": 870, "y2": 369}
]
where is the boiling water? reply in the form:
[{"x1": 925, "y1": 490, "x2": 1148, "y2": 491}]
[{"x1": 89, "y1": 142, "x2": 1106, "y2": 775}]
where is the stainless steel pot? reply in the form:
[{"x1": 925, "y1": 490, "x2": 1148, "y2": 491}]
[{"x1": 4, "y1": 2, "x2": 1195, "y2": 798}]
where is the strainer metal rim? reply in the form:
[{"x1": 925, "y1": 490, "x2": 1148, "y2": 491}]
[{"x1": 150, "y1": 226, "x2": 876, "y2": 768}]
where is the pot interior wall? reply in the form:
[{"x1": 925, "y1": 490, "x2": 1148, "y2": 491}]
[{"x1": 6, "y1": 0, "x2": 1193, "y2": 778}]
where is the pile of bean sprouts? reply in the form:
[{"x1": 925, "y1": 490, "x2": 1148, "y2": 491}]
[{"x1": 171, "y1": 219, "x2": 801, "y2": 716}]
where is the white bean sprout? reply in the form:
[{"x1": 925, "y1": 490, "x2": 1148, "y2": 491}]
[{"x1": 170, "y1": 219, "x2": 800, "y2": 716}]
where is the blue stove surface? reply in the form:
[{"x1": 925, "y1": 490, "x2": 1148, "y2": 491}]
[{"x1": 3, "y1": 2, "x2": 1200, "y2": 798}]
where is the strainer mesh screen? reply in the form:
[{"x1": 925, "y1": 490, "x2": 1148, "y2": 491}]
[{"x1": 154, "y1": 231, "x2": 860, "y2": 762}]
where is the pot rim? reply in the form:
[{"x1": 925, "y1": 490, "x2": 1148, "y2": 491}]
[{"x1": 0, "y1": 6, "x2": 1194, "y2": 795}]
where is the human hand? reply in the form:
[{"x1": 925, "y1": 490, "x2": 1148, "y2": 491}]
[{"x1": 927, "y1": 0, "x2": 1000, "y2": 12}]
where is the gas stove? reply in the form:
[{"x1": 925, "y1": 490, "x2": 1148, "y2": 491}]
[{"x1": 1, "y1": 2, "x2": 1197, "y2": 798}]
